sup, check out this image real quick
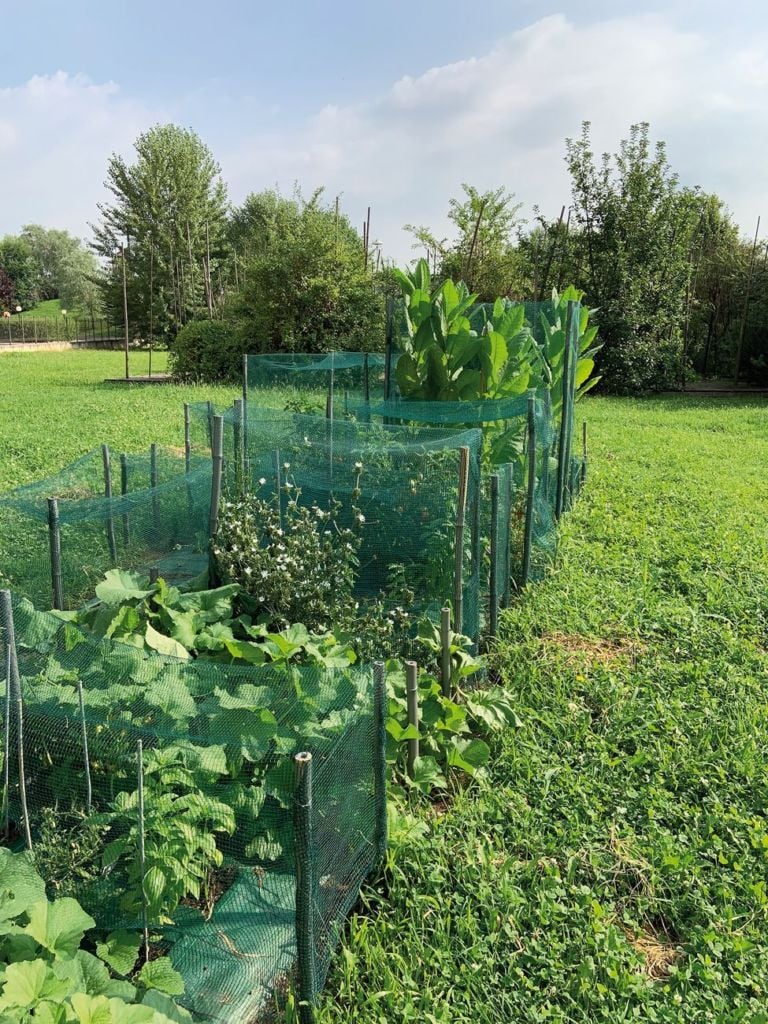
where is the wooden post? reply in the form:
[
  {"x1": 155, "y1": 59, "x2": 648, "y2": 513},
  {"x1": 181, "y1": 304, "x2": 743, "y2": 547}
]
[
  {"x1": 440, "y1": 607, "x2": 452, "y2": 699},
  {"x1": 47, "y1": 498, "x2": 64, "y2": 610},
  {"x1": 294, "y1": 752, "x2": 317, "y2": 1023},
  {"x1": 373, "y1": 662, "x2": 388, "y2": 865},
  {"x1": 102, "y1": 444, "x2": 117, "y2": 564},
  {"x1": 0, "y1": 591, "x2": 32, "y2": 851},
  {"x1": 522, "y1": 394, "x2": 538, "y2": 586},
  {"x1": 405, "y1": 661, "x2": 420, "y2": 776},
  {"x1": 453, "y1": 447, "x2": 470, "y2": 635},
  {"x1": 489, "y1": 473, "x2": 500, "y2": 637}
]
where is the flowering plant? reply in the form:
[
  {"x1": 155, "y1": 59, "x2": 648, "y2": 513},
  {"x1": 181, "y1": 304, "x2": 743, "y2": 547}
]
[{"x1": 213, "y1": 465, "x2": 365, "y2": 632}]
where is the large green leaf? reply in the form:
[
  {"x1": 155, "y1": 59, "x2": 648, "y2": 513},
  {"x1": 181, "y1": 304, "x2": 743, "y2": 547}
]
[
  {"x1": 96, "y1": 930, "x2": 140, "y2": 978},
  {"x1": 0, "y1": 850, "x2": 46, "y2": 922},
  {"x1": 137, "y1": 958, "x2": 184, "y2": 997},
  {"x1": 0, "y1": 959, "x2": 72, "y2": 1010},
  {"x1": 95, "y1": 570, "x2": 153, "y2": 606},
  {"x1": 24, "y1": 898, "x2": 96, "y2": 960},
  {"x1": 144, "y1": 624, "x2": 190, "y2": 661}
]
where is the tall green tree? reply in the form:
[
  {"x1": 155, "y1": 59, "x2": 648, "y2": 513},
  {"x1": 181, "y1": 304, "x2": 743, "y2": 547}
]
[
  {"x1": 0, "y1": 236, "x2": 38, "y2": 309},
  {"x1": 91, "y1": 124, "x2": 229, "y2": 341},
  {"x1": 565, "y1": 122, "x2": 704, "y2": 392},
  {"x1": 405, "y1": 185, "x2": 526, "y2": 300},
  {"x1": 231, "y1": 187, "x2": 384, "y2": 352}
]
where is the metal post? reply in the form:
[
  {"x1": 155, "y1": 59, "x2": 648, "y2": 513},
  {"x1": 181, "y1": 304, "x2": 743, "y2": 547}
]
[
  {"x1": 102, "y1": 444, "x2": 117, "y2": 564},
  {"x1": 453, "y1": 447, "x2": 470, "y2": 636},
  {"x1": 373, "y1": 662, "x2": 388, "y2": 866},
  {"x1": 137, "y1": 740, "x2": 149, "y2": 961},
  {"x1": 440, "y1": 607, "x2": 452, "y2": 699},
  {"x1": 502, "y1": 466, "x2": 513, "y2": 607},
  {"x1": 0, "y1": 591, "x2": 32, "y2": 851},
  {"x1": 47, "y1": 498, "x2": 64, "y2": 610},
  {"x1": 208, "y1": 415, "x2": 224, "y2": 587},
  {"x1": 405, "y1": 661, "x2": 420, "y2": 776},
  {"x1": 522, "y1": 394, "x2": 538, "y2": 587},
  {"x1": 120, "y1": 454, "x2": 130, "y2": 547},
  {"x1": 294, "y1": 751, "x2": 317, "y2": 1023},
  {"x1": 489, "y1": 473, "x2": 500, "y2": 637},
  {"x1": 555, "y1": 301, "x2": 575, "y2": 519},
  {"x1": 76, "y1": 680, "x2": 92, "y2": 812},
  {"x1": 206, "y1": 401, "x2": 214, "y2": 449}
]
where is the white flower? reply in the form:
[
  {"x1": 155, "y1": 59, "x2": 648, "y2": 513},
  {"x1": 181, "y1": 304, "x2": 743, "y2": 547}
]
[
  {"x1": 354, "y1": 461, "x2": 363, "y2": 470},
  {"x1": 356, "y1": 513, "x2": 365, "y2": 524},
  {"x1": 258, "y1": 477, "x2": 266, "y2": 486}
]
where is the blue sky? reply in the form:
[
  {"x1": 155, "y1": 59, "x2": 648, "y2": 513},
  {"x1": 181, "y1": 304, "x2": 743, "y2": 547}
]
[{"x1": 1, "y1": 0, "x2": 766, "y2": 259}]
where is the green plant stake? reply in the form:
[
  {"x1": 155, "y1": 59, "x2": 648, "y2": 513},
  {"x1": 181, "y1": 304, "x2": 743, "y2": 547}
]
[
  {"x1": 273, "y1": 449, "x2": 284, "y2": 530},
  {"x1": 47, "y1": 498, "x2": 64, "y2": 611},
  {"x1": 2, "y1": 645, "x2": 10, "y2": 838},
  {"x1": 233, "y1": 398, "x2": 244, "y2": 491},
  {"x1": 208, "y1": 415, "x2": 224, "y2": 586},
  {"x1": 555, "y1": 300, "x2": 576, "y2": 519},
  {"x1": 489, "y1": 473, "x2": 500, "y2": 637},
  {"x1": 405, "y1": 660, "x2": 420, "y2": 777},
  {"x1": 120, "y1": 452, "x2": 130, "y2": 547},
  {"x1": 137, "y1": 739, "x2": 149, "y2": 963},
  {"x1": 102, "y1": 444, "x2": 117, "y2": 565},
  {"x1": 183, "y1": 402, "x2": 192, "y2": 473},
  {"x1": 0, "y1": 590, "x2": 32, "y2": 851},
  {"x1": 76, "y1": 679, "x2": 92, "y2": 813},
  {"x1": 503, "y1": 466, "x2": 513, "y2": 607},
  {"x1": 582, "y1": 420, "x2": 588, "y2": 485},
  {"x1": 294, "y1": 751, "x2": 317, "y2": 1024},
  {"x1": 522, "y1": 395, "x2": 537, "y2": 587},
  {"x1": 150, "y1": 442, "x2": 159, "y2": 540},
  {"x1": 440, "y1": 607, "x2": 452, "y2": 699},
  {"x1": 373, "y1": 661, "x2": 388, "y2": 866},
  {"x1": 453, "y1": 447, "x2": 470, "y2": 636}
]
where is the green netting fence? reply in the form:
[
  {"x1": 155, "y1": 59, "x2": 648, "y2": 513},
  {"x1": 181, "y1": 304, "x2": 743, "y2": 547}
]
[
  {"x1": 1, "y1": 592, "x2": 385, "y2": 1023},
  {"x1": 244, "y1": 352, "x2": 387, "y2": 414},
  {"x1": 0, "y1": 446, "x2": 211, "y2": 609}
]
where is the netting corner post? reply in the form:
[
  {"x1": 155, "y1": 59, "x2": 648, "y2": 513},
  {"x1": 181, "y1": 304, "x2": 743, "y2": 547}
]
[
  {"x1": 208, "y1": 414, "x2": 224, "y2": 588},
  {"x1": 440, "y1": 607, "x2": 452, "y2": 699},
  {"x1": 102, "y1": 443, "x2": 118, "y2": 565},
  {"x1": 150, "y1": 442, "x2": 159, "y2": 541},
  {"x1": 521, "y1": 393, "x2": 538, "y2": 588},
  {"x1": 581, "y1": 420, "x2": 588, "y2": 486},
  {"x1": 206, "y1": 400, "x2": 214, "y2": 449},
  {"x1": 46, "y1": 497, "x2": 64, "y2": 611},
  {"x1": 555, "y1": 300, "x2": 576, "y2": 520},
  {"x1": 405, "y1": 660, "x2": 420, "y2": 776},
  {"x1": 294, "y1": 751, "x2": 317, "y2": 1023},
  {"x1": 119, "y1": 453, "x2": 130, "y2": 547},
  {"x1": 489, "y1": 472, "x2": 500, "y2": 638},
  {"x1": 453, "y1": 447, "x2": 470, "y2": 637},
  {"x1": 372, "y1": 661, "x2": 388, "y2": 867},
  {"x1": 502, "y1": 464, "x2": 513, "y2": 609},
  {"x1": 0, "y1": 589, "x2": 32, "y2": 851}
]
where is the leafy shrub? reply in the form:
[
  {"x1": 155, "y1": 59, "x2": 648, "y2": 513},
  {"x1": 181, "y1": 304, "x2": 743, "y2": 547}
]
[
  {"x1": 169, "y1": 318, "x2": 246, "y2": 381},
  {"x1": 0, "y1": 847, "x2": 190, "y2": 1022}
]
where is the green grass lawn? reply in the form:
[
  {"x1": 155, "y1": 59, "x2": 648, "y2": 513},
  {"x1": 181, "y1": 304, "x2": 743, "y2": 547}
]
[{"x1": 1, "y1": 351, "x2": 767, "y2": 1021}]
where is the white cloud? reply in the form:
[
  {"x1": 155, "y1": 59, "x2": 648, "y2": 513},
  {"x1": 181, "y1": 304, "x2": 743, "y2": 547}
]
[
  {"x1": 224, "y1": 12, "x2": 768, "y2": 260},
  {"x1": 0, "y1": 72, "x2": 159, "y2": 241}
]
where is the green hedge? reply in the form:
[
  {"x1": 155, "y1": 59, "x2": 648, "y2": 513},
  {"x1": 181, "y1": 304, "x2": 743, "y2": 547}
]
[{"x1": 169, "y1": 319, "x2": 248, "y2": 382}]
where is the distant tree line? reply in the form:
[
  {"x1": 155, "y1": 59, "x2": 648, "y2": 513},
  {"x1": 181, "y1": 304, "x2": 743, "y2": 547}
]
[{"x1": 3, "y1": 120, "x2": 763, "y2": 390}]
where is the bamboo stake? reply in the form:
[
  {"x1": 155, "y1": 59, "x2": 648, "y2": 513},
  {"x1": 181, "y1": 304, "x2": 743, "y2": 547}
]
[
  {"x1": 440, "y1": 607, "x2": 452, "y2": 699},
  {"x1": 76, "y1": 680, "x2": 92, "y2": 812},
  {"x1": 581, "y1": 421, "x2": 588, "y2": 485},
  {"x1": 405, "y1": 660, "x2": 420, "y2": 776},
  {"x1": 0, "y1": 591, "x2": 32, "y2": 850},
  {"x1": 47, "y1": 498, "x2": 64, "y2": 611},
  {"x1": 102, "y1": 444, "x2": 117, "y2": 564},
  {"x1": 2, "y1": 646, "x2": 10, "y2": 837},
  {"x1": 137, "y1": 740, "x2": 149, "y2": 961},
  {"x1": 522, "y1": 395, "x2": 538, "y2": 586},
  {"x1": 294, "y1": 751, "x2": 317, "y2": 1022},
  {"x1": 489, "y1": 473, "x2": 500, "y2": 637},
  {"x1": 120, "y1": 454, "x2": 130, "y2": 547},
  {"x1": 373, "y1": 662, "x2": 388, "y2": 865},
  {"x1": 453, "y1": 447, "x2": 470, "y2": 635}
]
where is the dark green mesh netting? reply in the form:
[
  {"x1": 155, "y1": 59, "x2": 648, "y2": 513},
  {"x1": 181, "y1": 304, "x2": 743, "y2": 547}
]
[
  {"x1": 0, "y1": 448, "x2": 211, "y2": 608},
  {"x1": 1, "y1": 593, "x2": 383, "y2": 1022}
]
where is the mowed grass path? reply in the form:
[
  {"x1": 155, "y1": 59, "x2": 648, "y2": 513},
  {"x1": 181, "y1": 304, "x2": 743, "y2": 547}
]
[
  {"x1": 2, "y1": 353, "x2": 768, "y2": 1021},
  {"x1": 0, "y1": 350, "x2": 237, "y2": 492}
]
